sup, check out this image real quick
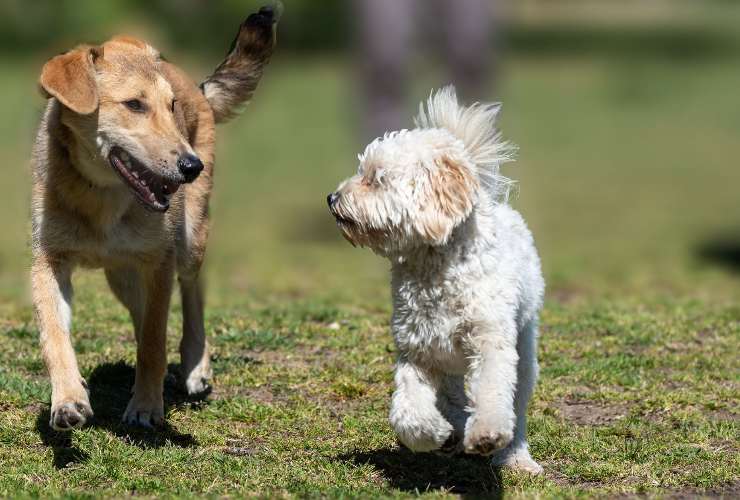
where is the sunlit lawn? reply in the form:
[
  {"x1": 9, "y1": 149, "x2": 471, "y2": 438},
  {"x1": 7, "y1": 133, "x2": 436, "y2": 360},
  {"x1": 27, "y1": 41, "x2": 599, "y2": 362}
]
[{"x1": 0, "y1": 30, "x2": 738, "y2": 497}]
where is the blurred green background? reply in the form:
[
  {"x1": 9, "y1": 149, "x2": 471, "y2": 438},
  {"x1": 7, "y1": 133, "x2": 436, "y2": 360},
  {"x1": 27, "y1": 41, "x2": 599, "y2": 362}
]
[{"x1": 0, "y1": 0, "x2": 739, "y2": 306}]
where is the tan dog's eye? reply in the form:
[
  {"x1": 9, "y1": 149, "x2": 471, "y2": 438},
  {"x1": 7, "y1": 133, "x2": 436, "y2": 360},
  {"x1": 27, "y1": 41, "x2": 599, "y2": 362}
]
[
  {"x1": 124, "y1": 99, "x2": 145, "y2": 112},
  {"x1": 171, "y1": 99, "x2": 177, "y2": 113}
]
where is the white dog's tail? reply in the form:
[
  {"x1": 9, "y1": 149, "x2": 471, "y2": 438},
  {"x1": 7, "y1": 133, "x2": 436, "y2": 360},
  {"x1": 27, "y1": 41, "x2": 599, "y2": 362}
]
[{"x1": 414, "y1": 86, "x2": 516, "y2": 202}]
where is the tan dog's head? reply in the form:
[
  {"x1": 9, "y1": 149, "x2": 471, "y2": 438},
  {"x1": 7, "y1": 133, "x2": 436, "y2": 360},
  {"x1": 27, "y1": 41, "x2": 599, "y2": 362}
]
[
  {"x1": 40, "y1": 37, "x2": 202, "y2": 211},
  {"x1": 328, "y1": 86, "x2": 514, "y2": 257}
]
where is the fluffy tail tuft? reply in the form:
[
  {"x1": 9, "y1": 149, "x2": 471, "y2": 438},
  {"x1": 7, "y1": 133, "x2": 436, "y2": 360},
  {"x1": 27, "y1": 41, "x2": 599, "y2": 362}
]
[
  {"x1": 200, "y1": 4, "x2": 280, "y2": 124},
  {"x1": 415, "y1": 85, "x2": 516, "y2": 202}
]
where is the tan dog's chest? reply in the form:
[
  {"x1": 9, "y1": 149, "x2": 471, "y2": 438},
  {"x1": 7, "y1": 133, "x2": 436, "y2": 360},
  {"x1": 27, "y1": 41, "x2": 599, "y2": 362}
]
[
  {"x1": 39, "y1": 192, "x2": 181, "y2": 268},
  {"x1": 74, "y1": 224, "x2": 171, "y2": 268}
]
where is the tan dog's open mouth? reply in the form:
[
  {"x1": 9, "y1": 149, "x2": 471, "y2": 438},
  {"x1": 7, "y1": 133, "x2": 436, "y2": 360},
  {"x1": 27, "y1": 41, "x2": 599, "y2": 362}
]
[{"x1": 109, "y1": 147, "x2": 180, "y2": 212}]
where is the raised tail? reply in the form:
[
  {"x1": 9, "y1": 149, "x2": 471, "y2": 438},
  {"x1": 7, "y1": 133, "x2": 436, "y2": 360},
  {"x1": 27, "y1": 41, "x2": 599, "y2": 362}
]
[{"x1": 200, "y1": 4, "x2": 279, "y2": 124}]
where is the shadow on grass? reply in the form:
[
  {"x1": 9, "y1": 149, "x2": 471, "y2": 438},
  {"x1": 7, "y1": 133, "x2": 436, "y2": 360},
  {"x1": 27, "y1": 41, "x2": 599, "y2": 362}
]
[
  {"x1": 35, "y1": 361, "x2": 209, "y2": 469},
  {"x1": 340, "y1": 447, "x2": 503, "y2": 497},
  {"x1": 696, "y1": 237, "x2": 740, "y2": 274}
]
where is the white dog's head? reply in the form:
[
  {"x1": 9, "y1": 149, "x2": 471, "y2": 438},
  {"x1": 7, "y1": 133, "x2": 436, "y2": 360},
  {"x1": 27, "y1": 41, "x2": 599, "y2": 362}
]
[{"x1": 328, "y1": 86, "x2": 515, "y2": 256}]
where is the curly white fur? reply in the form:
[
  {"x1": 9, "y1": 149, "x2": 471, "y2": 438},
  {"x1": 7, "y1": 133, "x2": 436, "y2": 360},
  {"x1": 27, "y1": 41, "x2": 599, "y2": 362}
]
[
  {"x1": 414, "y1": 86, "x2": 517, "y2": 203},
  {"x1": 329, "y1": 86, "x2": 544, "y2": 474}
]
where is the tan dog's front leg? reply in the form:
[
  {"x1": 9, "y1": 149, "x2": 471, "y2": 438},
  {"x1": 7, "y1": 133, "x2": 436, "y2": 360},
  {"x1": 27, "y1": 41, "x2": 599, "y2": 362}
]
[
  {"x1": 32, "y1": 256, "x2": 92, "y2": 431},
  {"x1": 179, "y1": 276, "x2": 211, "y2": 395},
  {"x1": 122, "y1": 259, "x2": 174, "y2": 428}
]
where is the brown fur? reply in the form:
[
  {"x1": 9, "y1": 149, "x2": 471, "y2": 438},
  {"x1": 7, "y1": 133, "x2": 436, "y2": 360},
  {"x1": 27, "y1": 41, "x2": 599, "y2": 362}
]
[
  {"x1": 201, "y1": 5, "x2": 278, "y2": 123},
  {"x1": 417, "y1": 156, "x2": 479, "y2": 244},
  {"x1": 31, "y1": 8, "x2": 277, "y2": 431}
]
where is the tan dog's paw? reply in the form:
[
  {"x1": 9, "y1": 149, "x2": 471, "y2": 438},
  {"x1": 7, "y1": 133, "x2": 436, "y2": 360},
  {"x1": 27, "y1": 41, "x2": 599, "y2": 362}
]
[
  {"x1": 122, "y1": 394, "x2": 164, "y2": 428},
  {"x1": 464, "y1": 418, "x2": 514, "y2": 456},
  {"x1": 50, "y1": 399, "x2": 93, "y2": 431}
]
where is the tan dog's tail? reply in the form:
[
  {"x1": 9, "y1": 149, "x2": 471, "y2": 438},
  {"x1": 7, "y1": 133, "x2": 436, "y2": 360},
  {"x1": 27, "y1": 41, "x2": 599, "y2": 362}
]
[{"x1": 200, "y1": 4, "x2": 279, "y2": 124}]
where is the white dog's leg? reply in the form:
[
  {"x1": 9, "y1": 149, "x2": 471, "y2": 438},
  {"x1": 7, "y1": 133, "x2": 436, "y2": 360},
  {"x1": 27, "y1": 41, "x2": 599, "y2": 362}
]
[
  {"x1": 389, "y1": 358, "x2": 454, "y2": 452},
  {"x1": 492, "y1": 319, "x2": 542, "y2": 473},
  {"x1": 464, "y1": 319, "x2": 518, "y2": 456}
]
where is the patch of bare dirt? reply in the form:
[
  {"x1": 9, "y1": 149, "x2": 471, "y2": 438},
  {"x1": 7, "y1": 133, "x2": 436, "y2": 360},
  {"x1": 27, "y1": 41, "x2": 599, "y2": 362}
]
[
  {"x1": 642, "y1": 404, "x2": 738, "y2": 425},
  {"x1": 709, "y1": 439, "x2": 738, "y2": 454},
  {"x1": 541, "y1": 461, "x2": 611, "y2": 491},
  {"x1": 555, "y1": 396, "x2": 630, "y2": 426},
  {"x1": 705, "y1": 407, "x2": 737, "y2": 423},
  {"x1": 662, "y1": 480, "x2": 740, "y2": 499},
  {"x1": 544, "y1": 469, "x2": 740, "y2": 499}
]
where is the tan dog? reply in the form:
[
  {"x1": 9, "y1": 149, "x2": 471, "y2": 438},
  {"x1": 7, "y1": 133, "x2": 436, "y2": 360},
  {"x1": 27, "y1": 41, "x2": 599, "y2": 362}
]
[{"x1": 31, "y1": 6, "x2": 277, "y2": 431}]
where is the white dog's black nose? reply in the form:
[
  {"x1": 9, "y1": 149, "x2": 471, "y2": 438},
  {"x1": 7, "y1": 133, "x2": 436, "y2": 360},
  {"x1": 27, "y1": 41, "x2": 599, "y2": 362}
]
[
  {"x1": 327, "y1": 192, "x2": 339, "y2": 208},
  {"x1": 178, "y1": 154, "x2": 204, "y2": 183}
]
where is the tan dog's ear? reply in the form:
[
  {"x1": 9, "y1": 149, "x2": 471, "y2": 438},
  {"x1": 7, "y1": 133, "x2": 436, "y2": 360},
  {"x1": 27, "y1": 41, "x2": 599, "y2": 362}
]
[
  {"x1": 416, "y1": 155, "x2": 479, "y2": 245},
  {"x1": 39, "y1": 46, "x2": 102, "y2": 114}
]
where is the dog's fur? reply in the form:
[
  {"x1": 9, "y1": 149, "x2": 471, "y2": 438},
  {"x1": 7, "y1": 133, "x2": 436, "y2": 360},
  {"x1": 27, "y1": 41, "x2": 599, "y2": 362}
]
[
  {"x1": 32, "y1": 7, "x2": 277, "y2": 431},
  {"x1": 328, "y1": 87, "x2": 544, "y2": 473}
]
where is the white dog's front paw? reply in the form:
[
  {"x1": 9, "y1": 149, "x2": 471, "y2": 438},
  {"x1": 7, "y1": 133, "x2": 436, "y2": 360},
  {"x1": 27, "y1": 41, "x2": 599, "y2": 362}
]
[
  {"x1": 463, "y1": 415, "x2": 514, "y2": 456},
  {"x1": 122, "y1": 393, "x2": 164, "y2": 428},
  {"x1": 390, "y1": 410, "x2": 454, "y2": 452}
]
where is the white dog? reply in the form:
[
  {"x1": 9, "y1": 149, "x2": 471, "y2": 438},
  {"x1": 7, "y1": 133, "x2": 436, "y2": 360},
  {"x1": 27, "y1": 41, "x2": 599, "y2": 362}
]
[{"x1": 327, "y1": 87, "x2": 544, "y2": 473}]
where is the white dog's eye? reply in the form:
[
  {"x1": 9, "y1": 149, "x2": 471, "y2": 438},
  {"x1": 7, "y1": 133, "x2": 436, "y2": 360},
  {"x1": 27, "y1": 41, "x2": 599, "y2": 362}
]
[
  {"x1": 375, "y1": 170, "x2": 385, "y2": 186},
  {"x1": 363, "y1": 167, "x2": 379, "y2": 187}
]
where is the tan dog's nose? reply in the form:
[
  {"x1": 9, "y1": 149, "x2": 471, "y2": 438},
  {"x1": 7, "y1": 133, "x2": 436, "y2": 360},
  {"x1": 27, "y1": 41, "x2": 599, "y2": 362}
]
[{"x1": 177, "y1": 154, "x2": 204, "y2": 183}]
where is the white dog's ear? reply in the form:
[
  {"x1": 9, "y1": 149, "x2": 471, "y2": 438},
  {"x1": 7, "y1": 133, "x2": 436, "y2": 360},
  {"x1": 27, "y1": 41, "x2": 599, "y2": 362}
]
[
  {"x1": 416, "y1": 155, "x2": 478, "y2": 245},
  {"x1": 39, "y1": 46, "x2": 102, "y2": 115}
]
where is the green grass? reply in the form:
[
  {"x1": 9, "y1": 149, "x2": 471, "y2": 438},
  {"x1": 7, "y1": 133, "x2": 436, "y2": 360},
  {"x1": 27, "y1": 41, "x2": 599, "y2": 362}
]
[
  {"x1": 0, "y1": 283, "x2": 737, "y2": 497},
  {"x1": 0, "y1": 14, "x2": 739, "y2": 498}
]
